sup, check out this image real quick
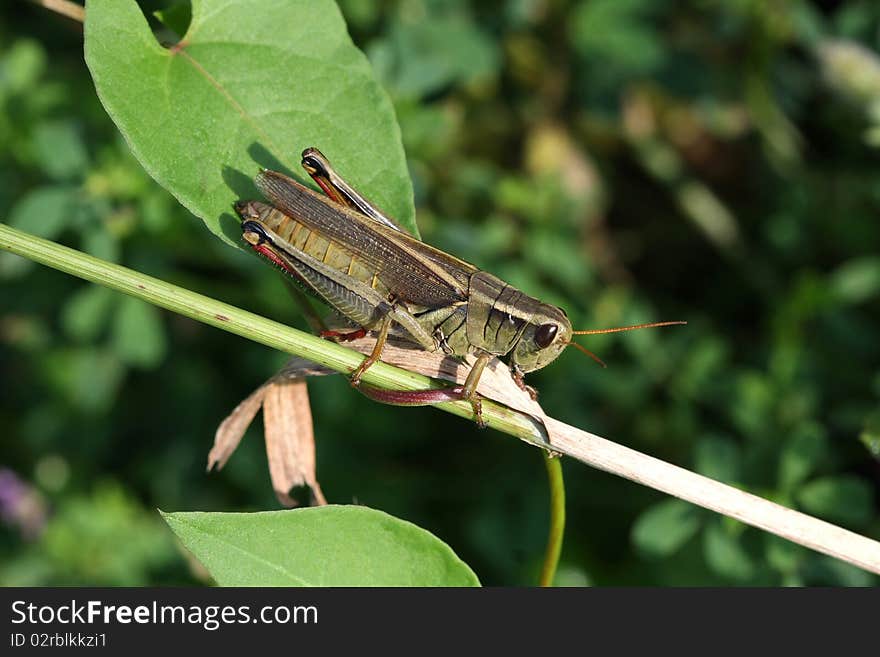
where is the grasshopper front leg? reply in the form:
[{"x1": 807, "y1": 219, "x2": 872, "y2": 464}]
[
  {"x1": 305, "y1": 283, "x2": 487, "y2": 425},
  {"x1": 349, "y1": 314, "x2": 392, "y2": 386},
  {"x1": 511, "y1": 364, "x2": 539, "y2": 401}
]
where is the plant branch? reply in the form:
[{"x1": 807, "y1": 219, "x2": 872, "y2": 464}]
[
  {"x1": 29, "y1": 0, "x2": 84, "y2": 23},
  {"x1": 0, "y1": 223, "x2": 541, "y2": 441},
  {"x1": 539, "y1": 453, "x2": 565, "y2": 586},
  {"x1": 2, "y1": 222, "x2": 879, "y2": 576}
]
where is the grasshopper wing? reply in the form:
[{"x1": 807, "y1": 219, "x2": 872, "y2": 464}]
[{"x1": 256, "y1": 170, "x2": 476, "y2": 309}]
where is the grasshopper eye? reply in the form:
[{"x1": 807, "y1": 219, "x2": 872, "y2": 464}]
[{"x1": 535, "y1": 323, "x2": 558, "y2": 349}]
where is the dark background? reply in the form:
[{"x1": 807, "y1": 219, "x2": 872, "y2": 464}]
[{"x1": 1, "y1": 0, "x2": 878, "y2": 585}]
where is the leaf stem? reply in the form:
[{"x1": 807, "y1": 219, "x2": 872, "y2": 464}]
[
  {"x1": 29, "y1": 0, "x2": 84, "y2": 23},
  {"x1": 538, "y1": 453, "x2": 565, "y2": 587}
]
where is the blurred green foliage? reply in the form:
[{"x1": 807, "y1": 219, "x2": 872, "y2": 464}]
[{"x1": 1, "y1": 0, "x2": 879, "y2": 586}]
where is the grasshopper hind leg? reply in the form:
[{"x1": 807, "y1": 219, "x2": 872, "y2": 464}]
[
  {"x1": 355, "y1": 351, "x2": 492, "y2": 428},
  {"x1": 320, "y1": 327, "x2": 368, "y2": 341}
]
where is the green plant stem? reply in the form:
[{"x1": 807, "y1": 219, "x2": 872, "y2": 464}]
[
  {"x1": 538, "y1": 453, "x2": 565, "y2": 587},
  {"x1": 0, "y1": 223, "x2": 549, "y2": 448},
  {"x1": 5, "y1": 224, "x2": 880, "y2": 576}
]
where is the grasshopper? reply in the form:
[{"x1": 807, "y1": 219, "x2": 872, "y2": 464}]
[{"x1": 235, "y1": 148, "x2": 683, "y2": 426}]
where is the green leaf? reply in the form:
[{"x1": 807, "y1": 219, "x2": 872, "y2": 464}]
[
  {"x1": 84, "y1": 0, "x2": 416, "y2": 243},
  {"x1": 42, "y1": 348, "x2": 125, "y2": 413},
  {"x1": 797, "y1": 475, "x2": 874, "y2": 527},
  {"x1": 860, "y1": 431, "x2": 880, "y2": 456},
  {"x1": 694, "y1": 435, "x2": 741, "y2": 483},
  {"x1": 806, "y1": 555, "x2": 876, "y2": 587},
  {"x1": 764, "y1": 534, "x2": 805, "y2": 575},
  {"x1": 369, "y1": 18, "x2": 499, "y2": 99},
  {"x1": 778, "y1": 424, "x2": 827, "y2": 491},
  {"x1": 81, "y1": 228, "x2": 120, "y2": 263},
  {"x1": 61, "y1": 285, "x2": 116, "y2": 342},
  {"x1": 1, "y1": 186, "x2": 77, "y2": 278},
  {"x1": 161, "y1": 506, "x2": 480, "y2": 586},
  {"x1": 33, "y1": 120, "x2": 89, "y2": 180},
  {"x1": 570, "y1": 0, "x2": 664, "y2": 75},
  {"x1": 112, "y1": 296, "x2": 167, "y2": 367},
  {"x1": 829, "y1": 257, "x2": 880, "y2": 304},
  {"x1": 631, "y1": 499, "x2": 702, "y2": 557},
  {"x1": 7, "y1": 186, "x2": 75, "y2": 239},
  {"x1": 703, "y1": 522, "x2": 755, "y2": 582},
  {"x1": 38, "y1": 483, "x2": 178, "y2": 586},
  {"x1": 1, "y1": 39, "x2": 47, "y2": 95},
  {"x1": 860, "y1": 419, "x2": 880, "y2": 458}
]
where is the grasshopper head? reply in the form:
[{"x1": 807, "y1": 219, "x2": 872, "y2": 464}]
[
  {"x1": 518, "y1": 316, "x2": 689, "y2": 374},
  {"x1": 510, "y1": 304, "x2": 573, "y2": 374}
]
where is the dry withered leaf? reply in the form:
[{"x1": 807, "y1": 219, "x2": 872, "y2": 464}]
[
  {"x1": 209, "y1": 330, "x2": 553, "y2": 508},
  {"x1": 262, "y1": 377, "x2": 326, "y2": 507},
  {"x1": 208, "y1": 373, "x2": 327, "y2": 508},
  {"x1": 207, "y1": 383, "x2": 268, "y2": 471}
]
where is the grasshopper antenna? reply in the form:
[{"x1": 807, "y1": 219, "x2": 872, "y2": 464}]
[
  {"x1": 569, "y1": 341, "x2": 608, "y2": 367},
  {"x1": 568, "y1": 321, "x2": 687, "y2": 368}
]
